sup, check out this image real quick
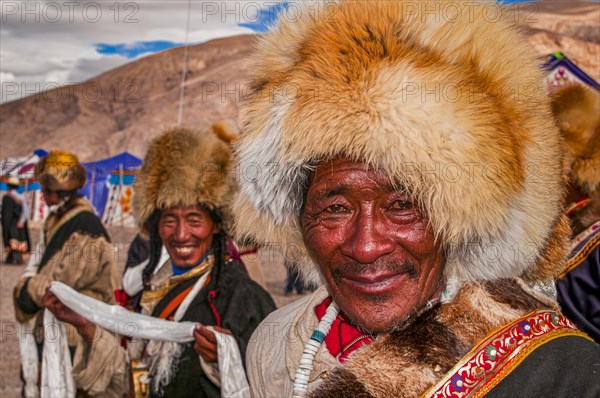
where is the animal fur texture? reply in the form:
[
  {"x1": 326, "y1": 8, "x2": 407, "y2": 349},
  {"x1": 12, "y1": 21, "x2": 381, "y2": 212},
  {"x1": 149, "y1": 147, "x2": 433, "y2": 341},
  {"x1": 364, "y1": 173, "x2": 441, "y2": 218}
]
[
  {"x1": 308, "y1": 278, "x2": 556, "y2": 398},
  {"x1": 233, "y1": 0, "x2": 569, "y2": 286},
  {"x1": 133, "y1": 124, "x2": 237, "y2": 233},
  {"x1": 551, "y1": 85, "x2": 600, "y2": 234},
  {"x1": 35, "y1": 150, "x2": 87, "y2": 191},
  {"x1": 551, "y1": 84, "x2": 600, "y2": 195}
]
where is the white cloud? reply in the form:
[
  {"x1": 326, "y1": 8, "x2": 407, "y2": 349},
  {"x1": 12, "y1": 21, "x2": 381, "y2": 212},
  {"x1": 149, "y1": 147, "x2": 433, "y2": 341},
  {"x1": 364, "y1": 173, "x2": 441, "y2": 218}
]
[
  {"x1": 0, "y1": 71, "x2": 17, "y2": 83},
  {"x1": 0, "y1": 0, "x2": 275, "y2": 103},
  {"x1": 68, "y1": 55, "x2": 131, "y2": 82}
]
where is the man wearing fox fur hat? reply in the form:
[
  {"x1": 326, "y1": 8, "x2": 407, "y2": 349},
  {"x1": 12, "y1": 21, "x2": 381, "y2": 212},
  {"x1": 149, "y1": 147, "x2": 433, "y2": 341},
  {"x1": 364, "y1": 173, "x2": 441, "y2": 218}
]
[
  {"x1": 45, "y1": 125, "x2": 275, "y2": 397},
  {"x1": 237, "y1": 1, "x2": 600, "y2": 397},
  {"x1": 552, "y1": 84, "x2": 600, "y2": 344}
]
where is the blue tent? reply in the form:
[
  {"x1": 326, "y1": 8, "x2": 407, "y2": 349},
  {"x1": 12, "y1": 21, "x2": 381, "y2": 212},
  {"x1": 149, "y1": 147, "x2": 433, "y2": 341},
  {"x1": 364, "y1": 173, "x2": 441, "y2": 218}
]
[{"x1": 80, "y1": 152, "x2": 142, "y2": 219}]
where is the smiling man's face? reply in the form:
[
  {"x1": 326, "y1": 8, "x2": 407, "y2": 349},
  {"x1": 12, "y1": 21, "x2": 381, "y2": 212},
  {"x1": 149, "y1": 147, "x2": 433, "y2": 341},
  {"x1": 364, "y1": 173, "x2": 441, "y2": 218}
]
[
  {"x1": 301, "y1": 158, "x2": 445, "y2": 333},
  {"x1": 158, "y1": 205, "x2": 218, "y2": 268}
]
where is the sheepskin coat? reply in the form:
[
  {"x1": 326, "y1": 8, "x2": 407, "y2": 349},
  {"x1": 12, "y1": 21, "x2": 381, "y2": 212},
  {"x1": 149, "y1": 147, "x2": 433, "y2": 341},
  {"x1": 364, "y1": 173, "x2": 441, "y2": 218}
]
[{"x1": 247, "y1": 281, "x2": 600, "y2": 397}]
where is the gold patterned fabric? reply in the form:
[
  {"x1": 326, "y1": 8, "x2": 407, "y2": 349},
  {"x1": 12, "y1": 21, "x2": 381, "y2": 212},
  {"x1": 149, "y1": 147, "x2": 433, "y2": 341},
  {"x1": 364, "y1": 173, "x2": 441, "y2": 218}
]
[
  {"x1": 139, "y1": 255, "x2": 214, "y2": 316},
  {"x1": 423, "y1": 310, "x2": 591, "y2": 398}
]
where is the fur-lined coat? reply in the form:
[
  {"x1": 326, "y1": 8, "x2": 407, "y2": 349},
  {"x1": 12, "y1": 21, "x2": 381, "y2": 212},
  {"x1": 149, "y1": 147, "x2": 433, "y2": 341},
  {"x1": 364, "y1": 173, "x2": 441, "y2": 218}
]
[
  {"x1": 14, "y1": 196, "x2": 118, "y2": 339},
  {"x1": 13, "y1": 196, "x2": 124, "y2": 397},
  {"x1": 248, "y1": 280, "x2": 600, "y2": 397}
]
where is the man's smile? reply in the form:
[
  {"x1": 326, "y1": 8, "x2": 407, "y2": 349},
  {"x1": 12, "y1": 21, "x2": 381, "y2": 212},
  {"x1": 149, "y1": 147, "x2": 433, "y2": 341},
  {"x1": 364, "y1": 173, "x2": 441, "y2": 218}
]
[
  {"x1": 172, "y1": 245, "x2": 197, "y2": 255},
  {"x1": 340, "y1": 271, "x2": 409, "y2": 295}
]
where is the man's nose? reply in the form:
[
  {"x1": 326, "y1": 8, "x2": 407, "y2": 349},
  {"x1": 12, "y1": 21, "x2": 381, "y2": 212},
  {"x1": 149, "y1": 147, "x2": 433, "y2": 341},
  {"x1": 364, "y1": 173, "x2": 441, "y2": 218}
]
[
  {"x1": 339, "y1": 209, "x2": 394, "y2": 264},
  {"x1": 174, "y1": 221, "x2": 191, "y2": 241}
]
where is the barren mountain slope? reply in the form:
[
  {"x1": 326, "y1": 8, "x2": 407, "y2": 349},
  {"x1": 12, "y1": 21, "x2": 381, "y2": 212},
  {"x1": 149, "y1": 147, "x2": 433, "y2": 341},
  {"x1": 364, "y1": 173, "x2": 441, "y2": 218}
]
[
  {"x1": 523, "y1": 0, "x2": 599, "y2": 81},
  {"x1": 1, "y1": 34, "x2": 257, "y2": 160},
  {"x1": 1, "y1": 1, "x2": 598, "y2": 160}
]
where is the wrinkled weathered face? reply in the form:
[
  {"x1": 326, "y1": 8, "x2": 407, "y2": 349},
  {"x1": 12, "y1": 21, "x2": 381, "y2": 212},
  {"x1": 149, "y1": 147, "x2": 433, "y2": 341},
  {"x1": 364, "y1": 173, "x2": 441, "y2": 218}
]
[
  {"x1": 301, "y1": 158, "x2": 445, "y2": 333},
  {"x1": 158, "y1": 205, "x2": 218, "y2": 268}
]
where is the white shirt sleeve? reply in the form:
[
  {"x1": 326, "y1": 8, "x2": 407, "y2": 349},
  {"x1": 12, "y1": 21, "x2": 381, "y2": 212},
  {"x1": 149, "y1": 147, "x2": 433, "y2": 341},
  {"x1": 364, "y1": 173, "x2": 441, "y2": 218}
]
[{"x1": 122, "y1": 247, "x2": 170, "y2": 296}]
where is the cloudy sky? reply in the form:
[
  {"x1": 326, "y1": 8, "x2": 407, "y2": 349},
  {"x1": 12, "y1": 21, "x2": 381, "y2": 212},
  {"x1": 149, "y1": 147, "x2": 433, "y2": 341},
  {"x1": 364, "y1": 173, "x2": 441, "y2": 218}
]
[
  {"x1": 0, "y1": 1, "x2": 286, "y2": 103},
  {"x1": 1, "y1": 0, "x2": 531, "y2": 103}
]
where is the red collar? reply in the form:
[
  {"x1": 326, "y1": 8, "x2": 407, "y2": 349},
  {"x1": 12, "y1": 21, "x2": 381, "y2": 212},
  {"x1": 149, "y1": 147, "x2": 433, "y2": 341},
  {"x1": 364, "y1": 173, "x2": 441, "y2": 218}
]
[{"x1": 315, "y1": 297, "x2": 374, "y2": 363}]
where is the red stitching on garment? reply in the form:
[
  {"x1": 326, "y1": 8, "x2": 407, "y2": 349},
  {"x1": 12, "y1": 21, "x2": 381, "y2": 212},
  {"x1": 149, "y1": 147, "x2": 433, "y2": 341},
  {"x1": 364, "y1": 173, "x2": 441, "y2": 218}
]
[{"x1": 208, "y1": 290, "x2": 221, "y2": 327}]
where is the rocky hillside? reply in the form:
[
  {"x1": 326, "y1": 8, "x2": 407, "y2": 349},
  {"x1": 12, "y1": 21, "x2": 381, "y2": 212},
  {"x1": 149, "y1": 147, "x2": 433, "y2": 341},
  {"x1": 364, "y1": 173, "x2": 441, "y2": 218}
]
[
  {"x1": 524, "y1": 0, "x2": 599, "y2": 81},
  {"x1": 1, "y1": 34, "x2": 257, "y2": 160},
  {"x1": 1, "y1": 1, "x2": 598, "y2": 160}
]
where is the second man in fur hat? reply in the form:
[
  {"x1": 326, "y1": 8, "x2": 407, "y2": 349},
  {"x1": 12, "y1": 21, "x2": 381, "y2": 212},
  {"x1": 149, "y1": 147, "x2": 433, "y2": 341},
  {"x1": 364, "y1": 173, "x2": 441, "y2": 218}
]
[{"x1": 44, "y1": 125, "x2": 276, "y2": 397}]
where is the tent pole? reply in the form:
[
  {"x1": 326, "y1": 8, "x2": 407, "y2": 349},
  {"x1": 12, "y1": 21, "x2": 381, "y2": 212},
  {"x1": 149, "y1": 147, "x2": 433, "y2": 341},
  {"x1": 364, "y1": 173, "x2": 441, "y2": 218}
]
[
  {"x1": 89, "y1": 166, "x2": 96, "y2": 207},
  {"x1": 119, "y1": 164, "x2": 124, "y2": 227},
  {"x1": 24, "y1": 178, "x2": 29, "y2": 221},
  {"x1": 177, "y1": 0, "x2": 192, "y2": 126}
]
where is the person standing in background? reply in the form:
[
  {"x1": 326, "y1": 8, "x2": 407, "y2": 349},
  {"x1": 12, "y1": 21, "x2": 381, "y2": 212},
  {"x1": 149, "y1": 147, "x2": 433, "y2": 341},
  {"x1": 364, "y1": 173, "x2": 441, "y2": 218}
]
[
  {"x1": 13, "y1": 150, "x2": 119, "y2": 397},
  {"x1": 552, "y1": 84, "x2": 600, "y2": 344},
  {"x1": 2, "y1": 175, "x2": 31, "y2": 265}
]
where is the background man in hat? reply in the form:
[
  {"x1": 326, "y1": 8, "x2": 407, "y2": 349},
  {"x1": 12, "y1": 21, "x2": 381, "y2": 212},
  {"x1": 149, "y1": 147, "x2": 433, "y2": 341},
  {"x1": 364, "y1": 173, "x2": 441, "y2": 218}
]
[
  {"x1": 44, "y1": 125, "x2": 276, "y2": 397},
  {"x1": 235, "y1": 1, "x2": 600, "y2": 397},
  {"x1": 13, "y1": 150, "x2": 119, "y2": 396},
  {"x1": 552, "y1": 84, "x2": 600, "y2": 344},
  {"x1": 2, "y1": 175, "x2": 31, "y2": 264}
]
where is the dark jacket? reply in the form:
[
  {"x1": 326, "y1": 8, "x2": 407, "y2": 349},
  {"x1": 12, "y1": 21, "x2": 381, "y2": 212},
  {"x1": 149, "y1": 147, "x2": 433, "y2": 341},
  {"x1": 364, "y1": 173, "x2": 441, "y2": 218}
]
[{"x1": 151, "y1": 259, "x2": 276, "y2": 398}]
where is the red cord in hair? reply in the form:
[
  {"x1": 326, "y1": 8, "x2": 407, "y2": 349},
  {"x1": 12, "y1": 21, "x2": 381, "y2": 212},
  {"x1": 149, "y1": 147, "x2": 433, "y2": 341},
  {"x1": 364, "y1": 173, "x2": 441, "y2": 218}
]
[{"x1": 207, "y1": 290, "x2": 221, "y2": 327}]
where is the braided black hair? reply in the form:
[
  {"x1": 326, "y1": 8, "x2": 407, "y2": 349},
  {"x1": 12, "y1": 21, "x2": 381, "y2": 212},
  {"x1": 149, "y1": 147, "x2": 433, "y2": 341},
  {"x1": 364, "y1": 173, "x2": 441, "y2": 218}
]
[
  {"x1": 211, "y1": 230, "x2": 227, "y2": 288},
  {"x1": 142, "y1": 210, "x2": 163, "y2": 285}
]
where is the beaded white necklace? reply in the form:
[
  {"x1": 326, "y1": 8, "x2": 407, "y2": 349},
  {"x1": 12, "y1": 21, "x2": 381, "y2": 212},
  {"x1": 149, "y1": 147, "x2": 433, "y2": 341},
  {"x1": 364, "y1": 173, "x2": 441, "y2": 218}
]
[
  {"x1": 291, "y1": 296, "x2": 443, "y2": 397},
  {"x1": 292, "y1": 300, "x2": 340, "y2": 398}
]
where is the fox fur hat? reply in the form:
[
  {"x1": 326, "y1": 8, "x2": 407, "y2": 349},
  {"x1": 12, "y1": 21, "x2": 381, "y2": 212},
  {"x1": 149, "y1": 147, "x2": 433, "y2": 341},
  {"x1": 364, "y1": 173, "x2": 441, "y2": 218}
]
[
  {"x1": 134, "y1": 122, "x2": 237, "y2": 234},
  {"x1": 234, "y1": 0, "x2": 569, "y2": 286}
]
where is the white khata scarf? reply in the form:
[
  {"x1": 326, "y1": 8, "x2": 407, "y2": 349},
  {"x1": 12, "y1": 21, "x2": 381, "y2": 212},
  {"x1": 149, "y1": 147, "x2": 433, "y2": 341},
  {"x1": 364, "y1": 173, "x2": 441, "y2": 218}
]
[
  {"x1": 145, "y1": 270, "x2": 210, "y2": 394},
  {"x1": 48, "y1": 279, "x2": 250, "y2": 397},
  {"x1": 49, "y1": 277, "x2": 202, "y2": 394}
]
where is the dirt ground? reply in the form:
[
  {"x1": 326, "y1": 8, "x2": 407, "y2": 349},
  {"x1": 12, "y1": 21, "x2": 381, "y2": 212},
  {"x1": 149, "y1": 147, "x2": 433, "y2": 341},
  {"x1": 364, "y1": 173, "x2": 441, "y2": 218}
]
[{"x1": 0, "y1": 224, "x2": 308, "y2": 397}]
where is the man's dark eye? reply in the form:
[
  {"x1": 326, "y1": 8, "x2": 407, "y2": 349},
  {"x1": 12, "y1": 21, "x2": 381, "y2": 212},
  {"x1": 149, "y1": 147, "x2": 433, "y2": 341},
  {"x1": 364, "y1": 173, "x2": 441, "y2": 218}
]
[
  {"x1": 390, "y1": 200, "x2": 413, "y2": 210},
  {"x1": 326, "y1": 204, "x2": 347, "y2": 213}
]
